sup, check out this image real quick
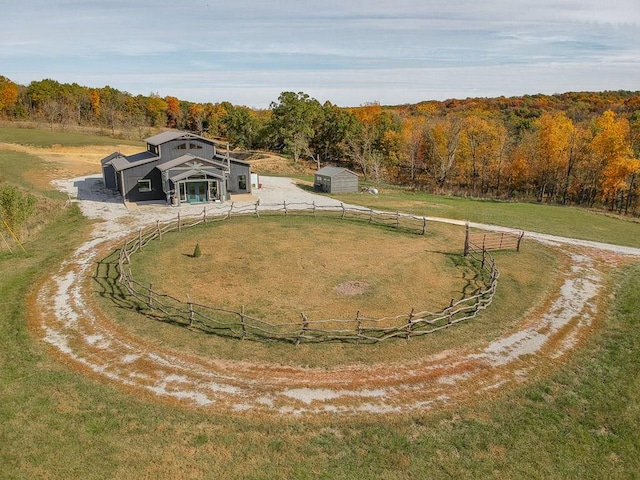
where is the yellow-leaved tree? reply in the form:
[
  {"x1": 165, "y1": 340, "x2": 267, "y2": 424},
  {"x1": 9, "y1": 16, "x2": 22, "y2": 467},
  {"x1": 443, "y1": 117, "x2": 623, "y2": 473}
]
[{"x1": 588, "y1": 110, "x2": 637, "y2": 212}]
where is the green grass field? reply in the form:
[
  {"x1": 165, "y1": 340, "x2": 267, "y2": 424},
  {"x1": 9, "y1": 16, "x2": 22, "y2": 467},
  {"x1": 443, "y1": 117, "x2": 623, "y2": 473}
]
[
  {"x1": 1, "y1": 128, "x2": 640, "y2": 479},
  {"x1": 331, "y1": 188, "x2": 640, "y2": 249},
  {"x1": 0, "y1": 125, "x2": 143, "y2": 148}
]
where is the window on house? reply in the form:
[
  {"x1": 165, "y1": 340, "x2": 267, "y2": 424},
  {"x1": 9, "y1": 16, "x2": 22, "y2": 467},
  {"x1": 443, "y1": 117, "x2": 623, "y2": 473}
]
[
  {"x1": 238, "y1": 175, "x2": 247, "y2": 190},
  {"x1": 138, "y1": 179, "x2": 152, "y2": 192},
  {"x1": 176, "y1": 143, "x2": 187, "y2": 150},
  {"x1": 209, "y1": 181, "x2": 218, "y2": 199},
  {"x1": 189, "y1": 143, "x2": 203, "y2": 149}
]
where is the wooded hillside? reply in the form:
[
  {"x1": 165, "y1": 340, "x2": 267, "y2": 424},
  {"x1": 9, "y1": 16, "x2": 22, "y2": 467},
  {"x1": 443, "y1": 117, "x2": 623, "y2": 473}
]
[{"x1": 1, "y1": 75, "x2": 639, "y2": 215}]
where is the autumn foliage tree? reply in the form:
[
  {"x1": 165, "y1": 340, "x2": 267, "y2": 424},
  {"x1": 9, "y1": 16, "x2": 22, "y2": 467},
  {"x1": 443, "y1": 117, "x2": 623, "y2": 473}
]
[
  {"x1": 588, "y1": 111, "x2": 637, "y2": 212},
  {"x1": 530, "y1": 112, "x2": 575, "y2": 202},
  {"x1": 1, "y1": 72, "x2": 640, "y2": 215},
  {"x1": 0, "y1": 76, "x2": 19, "y2": 117}
]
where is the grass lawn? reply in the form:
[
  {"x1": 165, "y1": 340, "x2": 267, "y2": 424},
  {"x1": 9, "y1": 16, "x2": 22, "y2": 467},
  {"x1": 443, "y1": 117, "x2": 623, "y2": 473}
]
[
  {"x1": 331, "y1": 188, "x2": 640, "y2": 248},
  {"x1": 0, "y1": 125, "x2": 143, "y2": 148},
  {"x1": 1, "y1": 130, "x2": 640, "y2": 478}
]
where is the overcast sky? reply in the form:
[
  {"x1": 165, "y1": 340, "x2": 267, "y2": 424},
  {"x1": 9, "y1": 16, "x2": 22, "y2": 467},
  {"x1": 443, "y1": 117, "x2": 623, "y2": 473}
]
[{"x1": 1, "y1": 0, "x2": 639, "y2": 108}]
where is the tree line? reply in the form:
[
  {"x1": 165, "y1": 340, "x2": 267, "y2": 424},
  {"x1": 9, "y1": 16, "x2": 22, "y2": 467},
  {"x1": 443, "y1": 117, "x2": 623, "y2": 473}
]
[{"x1": 1, "y1": 75, "x2": 639, "y2": 215}]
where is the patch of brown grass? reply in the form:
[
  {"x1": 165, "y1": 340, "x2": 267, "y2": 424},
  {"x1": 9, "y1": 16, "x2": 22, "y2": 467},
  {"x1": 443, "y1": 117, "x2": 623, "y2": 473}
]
[
  {"x1": 96, "y1": 215, "x2": 557, "y2": 368},
  {"x1": 246, "y1": 152, "x2": 315, "y2": 176},
  {"x1": 131, "y1": 216, "x2": 469, "y2": 324},
  {"x1": 0, "y1": 142, "x2": 141, "y2": 189}
]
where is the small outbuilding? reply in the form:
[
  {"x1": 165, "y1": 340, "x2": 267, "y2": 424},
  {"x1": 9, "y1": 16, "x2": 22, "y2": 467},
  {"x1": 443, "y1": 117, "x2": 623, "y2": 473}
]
[{"x1": 314, "y1": 167, "x2": 359, "y2": 194}]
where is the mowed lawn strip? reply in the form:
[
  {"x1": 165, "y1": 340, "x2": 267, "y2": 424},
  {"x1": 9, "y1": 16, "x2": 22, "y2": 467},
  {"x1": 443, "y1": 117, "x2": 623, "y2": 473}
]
[{"x1": 331, "y1": 188, "x2": 640, "y2": 248}]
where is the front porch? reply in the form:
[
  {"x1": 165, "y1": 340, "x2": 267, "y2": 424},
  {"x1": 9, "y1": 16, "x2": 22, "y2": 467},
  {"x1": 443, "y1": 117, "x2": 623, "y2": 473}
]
[{"x1": 166, "y1": 169, "x2": 228, "y2": 206}]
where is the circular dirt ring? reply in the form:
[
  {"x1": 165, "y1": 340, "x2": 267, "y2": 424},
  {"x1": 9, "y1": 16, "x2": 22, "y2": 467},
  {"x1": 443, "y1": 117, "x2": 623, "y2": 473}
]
[{"x1": 28, "y1": 205, "x2": 615, "y2": 416}]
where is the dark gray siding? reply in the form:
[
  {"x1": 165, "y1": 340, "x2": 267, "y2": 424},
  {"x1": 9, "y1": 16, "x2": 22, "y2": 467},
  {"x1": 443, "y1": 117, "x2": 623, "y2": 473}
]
[
  {"x1": 102, "y1": 163, "x2": 117, "y2": 190},
  {"x1": 157, "y1": 139, "x2": 215, "y2": 165},
  {"x1": 228, "y1": 161, "x2": 251, "y2": 194},
  {"x1": 122, "y1": 164, "x2": 164, "y2": 202}
]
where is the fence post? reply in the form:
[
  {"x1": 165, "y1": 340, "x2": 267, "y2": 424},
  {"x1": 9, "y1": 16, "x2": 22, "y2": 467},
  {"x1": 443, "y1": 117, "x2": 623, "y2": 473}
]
[
  {"x1": 481, "y1": 247, "x2": 486, "y2": 270},
  {"x1": 138, "y1": 228, "x2": 143, "y2": 250},
  {"x1": 296, "y1": 312, "x2": 309, "y2": 346},
  {"x1": 283, "y1": 200, "x2": 287, "y2": 215},
  {"x1": 312, "y1": 201, "x2": 316, "y2": 217},
  {"x1": 356, "y1": 310, "x2": 362, "y2": 344},
  {"x1": 517, "y1": 231, "x2": 525, "y2": 251},
  {"x1": 369, "y1": 208, "x2": 373, "y2": 223},
  {"x1": 255, "y1": 200, "x2": 260, "y2": 218},
  {"x1": 241, "y1": 305, "x2": 246, "y2": 339},
  {"x1": 156, "y1": 220, "x2": 161, "y2": 239},
  {"x1": 178, "y1": 212, "x2": 182, "y2": 232},
  {"x1": 203, "y1": 206, "x2": 207, "y2": 223},
  {"x1": 463, "y1": 223, "x2": 470, "y2": 256},
  {"x1": 187, "y1": 294, "x2": 194, "y2": 328},
  {"x1": 422, "y1": 217, "x2": 427, "y2": 235},
  {"x1": 406, "y1": 308, "x2": 414, "y2": 340},
  {"x1": 148, "y1": 283, "x2": 153, "y2": 308},
  {"x1": 341, "y1": 203, "x2": 346, "y2": 219},
  {"x1": 396, "y1": 211, "x2": 400, "y2": 229},
  {"x1": 229, "y1": 202, "x2": 234, "y2": 218}
]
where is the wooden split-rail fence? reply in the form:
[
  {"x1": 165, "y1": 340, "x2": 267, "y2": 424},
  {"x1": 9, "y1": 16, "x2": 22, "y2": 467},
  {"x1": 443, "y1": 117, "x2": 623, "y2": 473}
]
[
  {"x1": 463, "y1": 223, "x2": 524, "y2": 257},
  {"x1": 109, "y1": 201, "x2": 500, "y2": 345}
]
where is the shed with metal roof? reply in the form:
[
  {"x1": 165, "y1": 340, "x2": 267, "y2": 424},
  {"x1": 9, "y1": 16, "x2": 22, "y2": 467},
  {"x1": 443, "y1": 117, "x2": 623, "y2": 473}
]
[{"x1": 314, "y1": 167, "x2": 359, "y2": 193}]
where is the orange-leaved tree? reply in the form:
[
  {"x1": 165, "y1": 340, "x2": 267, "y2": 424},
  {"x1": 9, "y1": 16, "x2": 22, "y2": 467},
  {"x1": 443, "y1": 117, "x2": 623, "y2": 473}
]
[{"x1": 588, "y1": 110, "x2": 635, "y2": 210}]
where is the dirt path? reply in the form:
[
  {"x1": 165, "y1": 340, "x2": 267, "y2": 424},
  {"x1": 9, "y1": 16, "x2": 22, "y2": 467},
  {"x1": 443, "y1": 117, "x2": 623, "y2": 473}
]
[{"x1": 28, "y1": 174, "x2": 640, "y2": 416}]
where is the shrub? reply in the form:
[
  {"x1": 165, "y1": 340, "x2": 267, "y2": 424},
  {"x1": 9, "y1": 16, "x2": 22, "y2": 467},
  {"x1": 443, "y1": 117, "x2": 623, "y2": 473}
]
[
  {"x1": 193, "y1": 242, "x2": 201, "y2": 258},
  {"x1": 0, "y1": 183, "x2": 37, "y2": 235}
]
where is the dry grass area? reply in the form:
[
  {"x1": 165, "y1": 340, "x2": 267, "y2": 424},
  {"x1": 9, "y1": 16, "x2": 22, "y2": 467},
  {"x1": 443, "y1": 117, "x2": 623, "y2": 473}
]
[
  {"x1": 245, "y1": 151, "x2": 316, "y2": 176},
  {"x1": 0, "y1": 142, "x2": 141, "y2": 190},
  {"x1": 109, "y1": 215, "x2": 555, "y2": 368},
  {"x1": 130, "y1": 216, "x2": 471, "y2": 324}
]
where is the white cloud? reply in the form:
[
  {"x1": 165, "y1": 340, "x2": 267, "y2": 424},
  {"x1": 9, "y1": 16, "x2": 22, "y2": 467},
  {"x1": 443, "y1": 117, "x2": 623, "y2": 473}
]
[{"x1": 1, "y1": 1, "x2": 639, "y2": 106}]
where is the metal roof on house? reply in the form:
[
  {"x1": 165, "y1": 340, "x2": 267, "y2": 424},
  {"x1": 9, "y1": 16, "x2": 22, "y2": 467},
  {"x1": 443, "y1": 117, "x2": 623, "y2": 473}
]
[
  {"x1": 157, "y1": 154, "x2": 203, "y2": 171},
  {"x1": 144, "y1": 130, "x2": 202, "y2": 146},
  {"x1": 102, "y1": 151, "x2": 159, "y2": 172},
  {"x1": 213, "y1": 151, "x2": 250, "y2": 165},
  {"x1": 315, "y1": 166, "x2": 358, "y2": 177},
  {"x1": 100, "y1": 151, "x2": 121, "y2": 165}
]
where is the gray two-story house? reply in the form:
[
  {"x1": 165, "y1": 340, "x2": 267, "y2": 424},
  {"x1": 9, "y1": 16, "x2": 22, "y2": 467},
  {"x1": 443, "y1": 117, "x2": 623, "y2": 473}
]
[{"x1": 101, "y1": 131, "x2": 251, "y2": 205}]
